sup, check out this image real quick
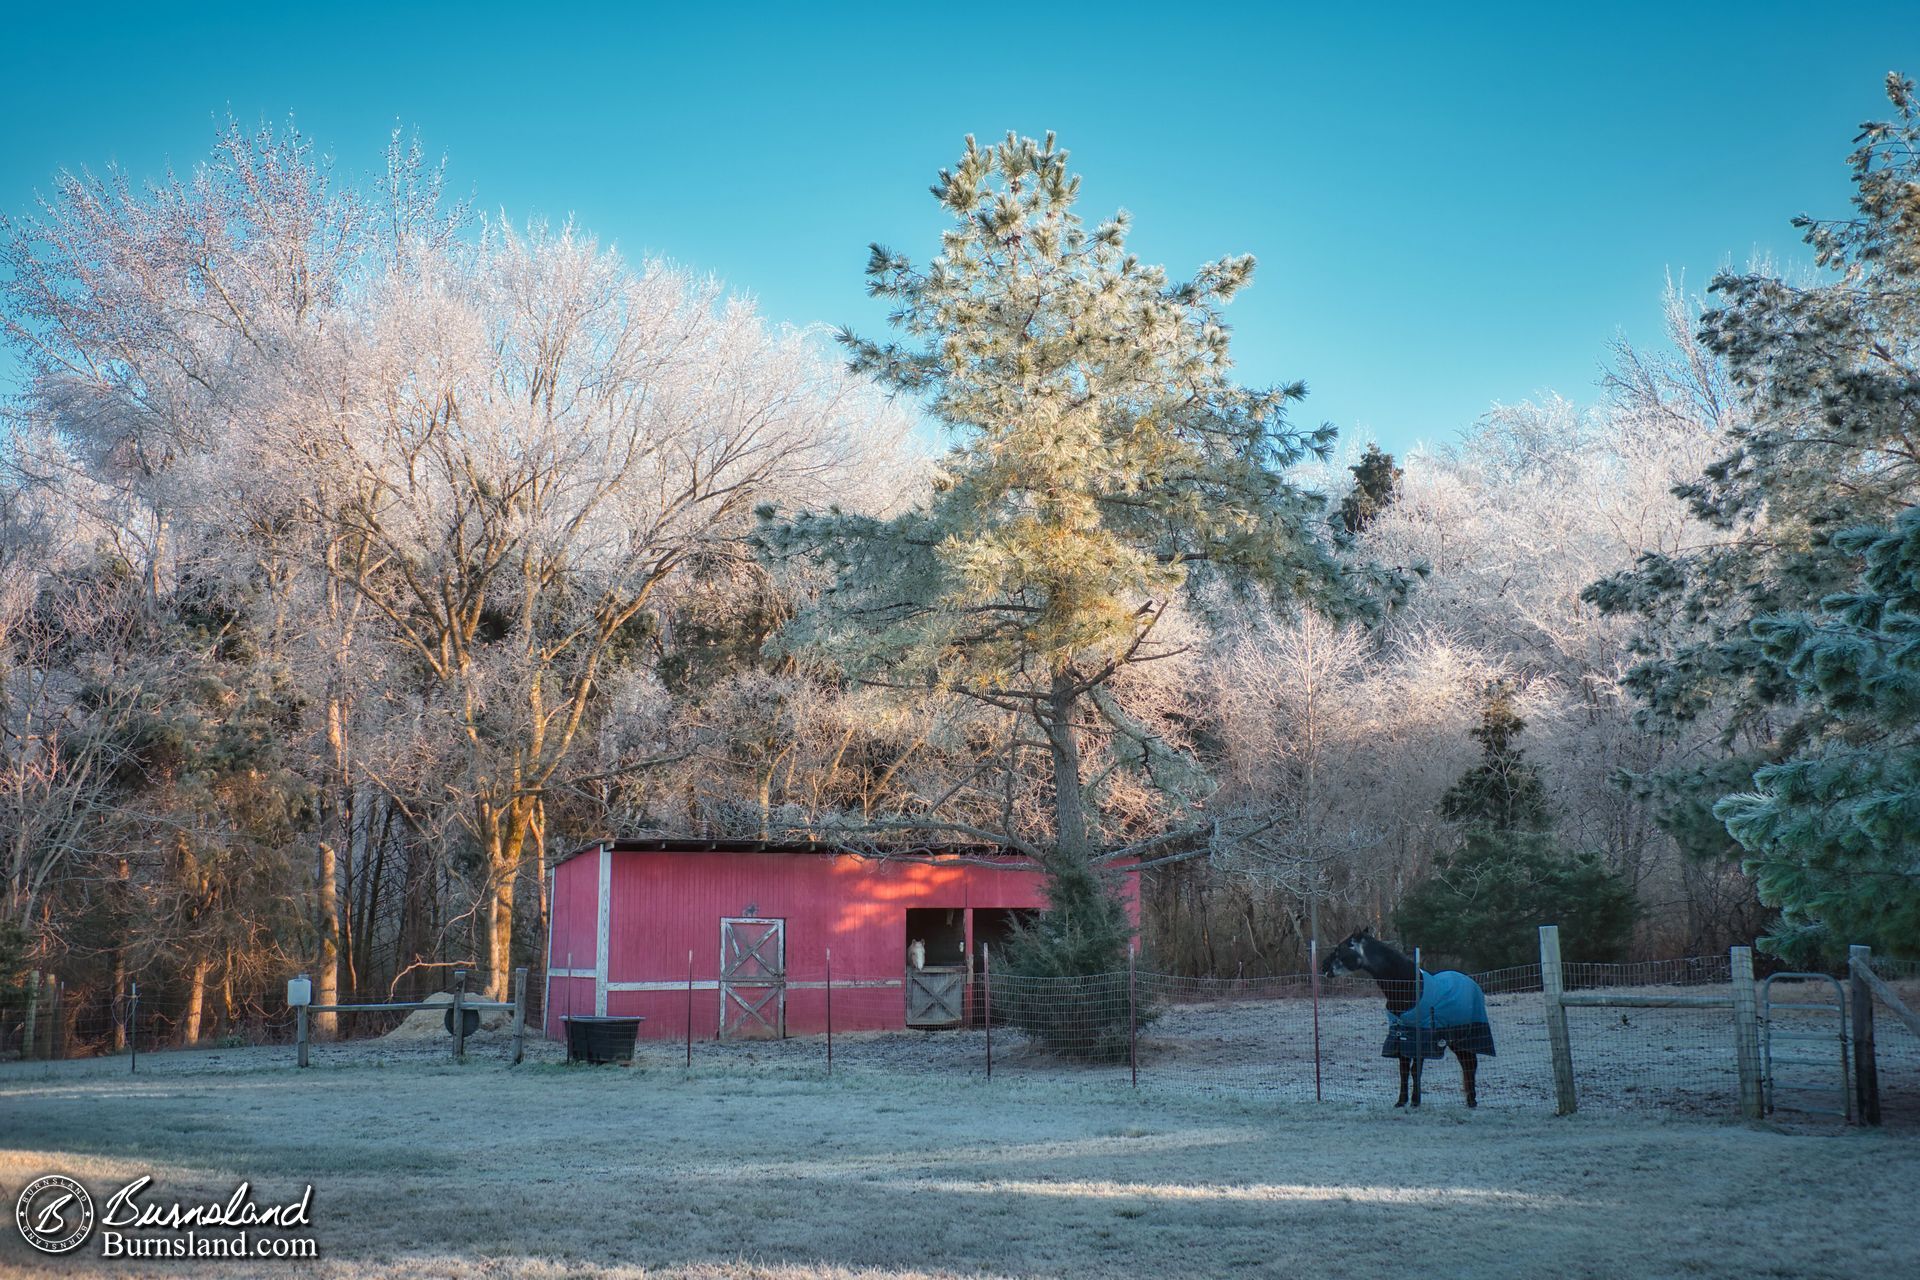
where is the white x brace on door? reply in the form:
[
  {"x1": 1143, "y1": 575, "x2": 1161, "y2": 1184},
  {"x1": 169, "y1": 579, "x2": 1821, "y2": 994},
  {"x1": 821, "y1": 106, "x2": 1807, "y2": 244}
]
[{"x1": 719, "y1": 917, "x2": 786, "y2": 1039}]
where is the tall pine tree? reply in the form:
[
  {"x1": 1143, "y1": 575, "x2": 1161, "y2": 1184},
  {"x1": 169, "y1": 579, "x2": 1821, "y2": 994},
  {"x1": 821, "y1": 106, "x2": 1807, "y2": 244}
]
[{"x1": 764, "y1": 133, "x2": 1400, "y2": 973}]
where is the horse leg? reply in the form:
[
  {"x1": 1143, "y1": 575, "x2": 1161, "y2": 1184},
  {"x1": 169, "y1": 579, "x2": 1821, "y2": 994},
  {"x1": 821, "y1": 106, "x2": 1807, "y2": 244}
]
[
  {"x1": 1411, "y1": 1051, "x2": 1422, "y2": 1108},
  {"x1": 1458, "y1": 1050, "x2": 1478, "y2": 1108},
  {"x1": 1395, "y1": 1056, "x2": 1410, "y2": 1108}
]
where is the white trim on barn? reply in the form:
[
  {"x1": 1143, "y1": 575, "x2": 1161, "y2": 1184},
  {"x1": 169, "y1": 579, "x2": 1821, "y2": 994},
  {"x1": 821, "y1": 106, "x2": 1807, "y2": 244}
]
[
  {"x1": 595, "y1": 990, "x2": 902, "y2": 997},
  {"x1": 542, "y1": 865, "x2": 557, "y2": 1036},
  {"x1": 594, "y1": 842, "x2": 611, "y2": 1016}
]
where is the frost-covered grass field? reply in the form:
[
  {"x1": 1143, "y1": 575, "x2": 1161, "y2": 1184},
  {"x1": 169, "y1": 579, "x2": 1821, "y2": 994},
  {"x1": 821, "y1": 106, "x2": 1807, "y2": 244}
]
[{"x1": 2, "y1": 1040, "x2": 1917, "y2": 1280}]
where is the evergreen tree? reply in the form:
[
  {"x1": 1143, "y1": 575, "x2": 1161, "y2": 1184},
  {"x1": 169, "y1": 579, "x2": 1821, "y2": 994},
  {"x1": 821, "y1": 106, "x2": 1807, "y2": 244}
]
[
  {"x1": 1585, "y1": 73, "x2": 1920, "y2": 961},
  {"x1": 1397, "y1": 685, "x2": 1635, "y2": 969},
  {"x1": 1716, "y1": 509, "x2": 1920, "y2": 958},
  {"x1": 996, "y1": 852, "x2": 1145, "y2": 1058},
  {"x1": 1334, "y1": 443, "x2": 1403, "y2": 537},
  {"x1": 1438, "y1": 683, "x2": 1550, "y2": 831}
]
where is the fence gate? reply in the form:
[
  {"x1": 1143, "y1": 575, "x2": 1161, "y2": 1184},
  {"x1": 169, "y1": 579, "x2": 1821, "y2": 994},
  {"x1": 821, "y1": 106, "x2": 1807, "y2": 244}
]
[
  {"x1": 906, "y1": 966, "x2": 965, "y2": 1028},
  {"x1": 1759, "y1": 972, "x2": 1851, "y2": 1121},
  {"x1": 719, "y1": 918, "x2": 786, "y2": 1039}
]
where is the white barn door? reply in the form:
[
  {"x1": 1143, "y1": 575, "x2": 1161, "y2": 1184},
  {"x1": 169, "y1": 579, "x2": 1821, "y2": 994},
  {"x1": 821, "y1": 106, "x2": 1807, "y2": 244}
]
[{"x1": 719, "y1": 917, "x2": 786, "y2": 1039}]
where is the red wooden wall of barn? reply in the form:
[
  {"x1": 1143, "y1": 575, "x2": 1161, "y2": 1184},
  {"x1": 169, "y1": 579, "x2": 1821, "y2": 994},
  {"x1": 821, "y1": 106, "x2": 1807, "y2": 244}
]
[{"x1": 543, "y1": 846, "x2": 1139, "y2": 1041}]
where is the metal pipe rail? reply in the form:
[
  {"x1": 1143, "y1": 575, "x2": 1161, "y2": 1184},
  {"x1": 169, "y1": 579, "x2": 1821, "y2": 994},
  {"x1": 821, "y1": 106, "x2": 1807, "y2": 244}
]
[
  {"x1": 302, "y1": 1001, "x2": 515, "y2": 1013},
  {"x1": 1557, "y1": 992, "x2": 1732, "y2": 1009},
  {"x1": 294, "y1": 967, "x2": 527, "y2": 1068}
]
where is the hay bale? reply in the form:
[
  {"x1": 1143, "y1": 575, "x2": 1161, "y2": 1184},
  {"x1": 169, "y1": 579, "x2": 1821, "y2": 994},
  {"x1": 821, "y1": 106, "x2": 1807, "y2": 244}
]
[{"x1": 381, "y1": 991, "x2": 512, "y2": 1043}]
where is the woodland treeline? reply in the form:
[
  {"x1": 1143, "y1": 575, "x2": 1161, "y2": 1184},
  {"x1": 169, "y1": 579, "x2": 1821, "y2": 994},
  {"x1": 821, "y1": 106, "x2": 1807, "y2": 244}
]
[{"x1": 4, "y1": 76, "x2": 1917, "y2": 1046}]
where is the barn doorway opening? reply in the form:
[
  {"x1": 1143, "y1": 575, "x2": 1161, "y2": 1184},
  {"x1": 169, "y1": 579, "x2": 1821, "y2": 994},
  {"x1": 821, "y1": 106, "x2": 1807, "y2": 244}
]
[
  {"x1": 971, "y1": 907, "x2": 1038, "y2": 1026},
  {"x1": 904, "y1": 908, "x2": 967, "y2": 1028},
  {"x1": 904, "y1": 908, "x2": 966, "y2": 970}
]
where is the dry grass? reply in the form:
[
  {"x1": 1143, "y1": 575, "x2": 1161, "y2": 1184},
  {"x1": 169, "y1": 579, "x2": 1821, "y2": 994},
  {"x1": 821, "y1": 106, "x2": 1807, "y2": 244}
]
[{"x1": 2, "y1": 1046, "x2": 1916, "y2": 1279}]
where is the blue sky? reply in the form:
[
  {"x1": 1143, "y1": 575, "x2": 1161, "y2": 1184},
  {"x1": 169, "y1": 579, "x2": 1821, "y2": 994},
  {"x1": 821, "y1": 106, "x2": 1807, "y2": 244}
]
[{"x1": 2, "y1": 2, "x2": 1914, "y2": 457}]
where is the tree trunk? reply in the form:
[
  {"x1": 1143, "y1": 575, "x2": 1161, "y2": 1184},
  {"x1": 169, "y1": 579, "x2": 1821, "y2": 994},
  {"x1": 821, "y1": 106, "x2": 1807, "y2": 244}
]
[
  {"x1": 486, "y1": 874, "x2": 516, "y2": 1001},
  {"x1": 110, "y1": 853, "x2": 130, "y2": 1051},
  {"x1": 180, "y1": 957, "x2": 209, "y2": 1046},
  {"x1": 315, "y1": 840, "x2": 339, "y2": 1038},
  {"x1": 481, "y1": 800, "x2": 535, "y2": 999},
  {"x1": 531, "y1": 799, "x2": 549, "y2": 971},
  {"x1": 221, "y1": 948, "x2": 236, "y2": 1039},
  {"x1": 1045, "y1": 670, "x2": 1092, "y2": 860}
]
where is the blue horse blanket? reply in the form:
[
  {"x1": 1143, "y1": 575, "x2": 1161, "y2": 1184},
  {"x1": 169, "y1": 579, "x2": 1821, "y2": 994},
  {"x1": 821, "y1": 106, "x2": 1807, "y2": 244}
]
[{"x1": 1380, "y1": 970, "x2": 1497, "y2": 1060}]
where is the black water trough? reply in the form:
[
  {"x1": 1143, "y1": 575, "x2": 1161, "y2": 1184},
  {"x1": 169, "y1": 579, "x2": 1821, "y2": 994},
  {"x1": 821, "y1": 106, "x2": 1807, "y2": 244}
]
[{"x1": 562, "y1": 1015, "x2": 645, "y2": 1064}]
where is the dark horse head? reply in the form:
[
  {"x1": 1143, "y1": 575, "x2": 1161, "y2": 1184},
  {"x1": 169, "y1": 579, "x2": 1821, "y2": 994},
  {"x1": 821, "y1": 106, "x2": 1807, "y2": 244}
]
[
  {"x1": 1322, "y1": 927, "x2": 1419, "y2": 1011},
  {"x1": 1322, "y1": 927, "x2": 1402, "y2": 979}
]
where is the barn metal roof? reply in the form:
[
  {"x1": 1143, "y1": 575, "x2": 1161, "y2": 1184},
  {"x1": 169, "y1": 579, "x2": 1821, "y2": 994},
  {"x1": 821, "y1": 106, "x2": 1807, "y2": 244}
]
[{"x1": 551, "y1": 836, "x2": 1023, "y2": 868}]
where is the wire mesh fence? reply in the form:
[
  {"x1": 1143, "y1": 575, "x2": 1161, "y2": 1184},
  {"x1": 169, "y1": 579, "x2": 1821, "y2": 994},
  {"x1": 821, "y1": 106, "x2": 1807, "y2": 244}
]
[
  {"x1": 543, "y1": 954, "x2": 1728, "y2": 1116},
  {"x1": 1858, "y1": 954, "x2": 1920, "y2": 1126},
  {"x1": 610, "y1": 950, "x2": 1918, "y2": 1125},
  {"x1": 0, "y1": 966, "x2": 548, "y2": 1070},
  {"x1": 8, "y1": 946, "x2": 1919, "y2": 1129}
]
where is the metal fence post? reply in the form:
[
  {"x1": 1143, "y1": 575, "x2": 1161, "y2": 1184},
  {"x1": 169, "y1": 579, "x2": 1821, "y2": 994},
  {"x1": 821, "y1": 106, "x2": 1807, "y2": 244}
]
[
  {"x1": 128, "y1": 981, "x2": 139, "y2": 1074},
  {"x1": 1539, "y1": 925, "x2": 1576, "y2": 1115},
  {"x1": 983, "y1": 942, "x2": 992, "y2": 1081},
  {"x1": 1730, "y1": 945, "x2": 1763, "y2": 1120},
  {"x1": 825, "y1": 947, "x2": 833, "y2": 1077},
  {"x1": 1310, "y1": 938, "x2": 1322, "y2": 1102},
  {"x1": 1849, "y1": 945, "x2": 1880, "y2": 1125},
  {"x1": 1411, "y1": 946, "x2": 1424, "y2": 1108},
  {"x1": 451, "y1": 968, "x2": 468, "y2": 1062},
  {"x1": 511, "y1": 966, "x2": 528, "y2": 1066},
  {"x1": 685, "y1": 949, "x2": 694, "y2": 1070},
  {"x1": 1128, "y1": 944, "x2": 1138, "y2": 1089},
  {"x1": 47, "y1": 977, "x2": 63, "y2": 1061}
]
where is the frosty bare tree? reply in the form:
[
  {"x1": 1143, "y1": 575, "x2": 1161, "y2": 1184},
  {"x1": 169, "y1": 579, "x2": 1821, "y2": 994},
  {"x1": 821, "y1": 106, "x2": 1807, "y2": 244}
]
[
  {"x1": 0, "y1": 564, "x2": 137, "y2": 940},
  {"x1": 1208, "y1": 607, "x2": 1503, "y2": 946},
  {"x1": 295, "y1": 226, "x2": 899, "y2": 995},
  {"x1": 1, "y1": 117, "x2": 911, "y2": 1014}
]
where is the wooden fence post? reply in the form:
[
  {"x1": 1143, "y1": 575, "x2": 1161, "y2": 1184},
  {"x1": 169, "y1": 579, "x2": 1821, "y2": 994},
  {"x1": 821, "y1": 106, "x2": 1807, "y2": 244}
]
[
  {"x1": 128, "y1": 981, "x2": 138, "y2": 1074},
  {"x1": 1730, "y1": 945, "x2": 1762, "y2": 1120},
  {"x1": 1539, "y1": 925, "x2": 1577, "y2": 1115},
  {"x1": 22, "y1": 970, "x2": 38, "y2": 1063},
  {"x1": 1849, "y1": 945, "x2": 1881, "y2": 1126},
  {"x1": 451, "y1": 968, "x2": 468, "y2": 1062},
  {"x1": 510, "y1": 967, "x2": 528, "y2": 1066},
  {"x1": 825, "y1": 947, "x2": 833, "y2": 1077},
  {"x1": 296, "y1": 1002, "x2": 310, "y2": 1068}
]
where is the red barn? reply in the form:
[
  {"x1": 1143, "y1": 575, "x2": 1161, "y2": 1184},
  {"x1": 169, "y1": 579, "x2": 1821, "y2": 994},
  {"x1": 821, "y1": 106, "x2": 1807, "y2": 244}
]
[{"x1": 543, "y1": 838, "x2": 1139, "y2": 1040}]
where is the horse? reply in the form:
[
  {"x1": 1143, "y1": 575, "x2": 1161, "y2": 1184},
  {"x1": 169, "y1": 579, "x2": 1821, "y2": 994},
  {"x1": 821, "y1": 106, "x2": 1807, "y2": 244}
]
[{"x1": 1321, "y1": 927, "x2": 1495, "y2": 1108}]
